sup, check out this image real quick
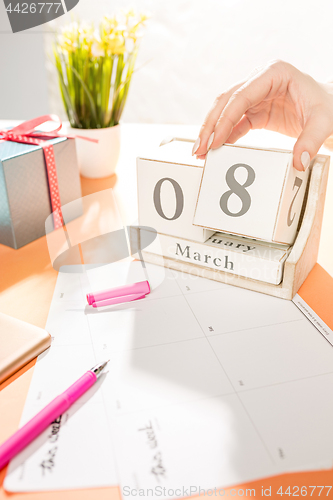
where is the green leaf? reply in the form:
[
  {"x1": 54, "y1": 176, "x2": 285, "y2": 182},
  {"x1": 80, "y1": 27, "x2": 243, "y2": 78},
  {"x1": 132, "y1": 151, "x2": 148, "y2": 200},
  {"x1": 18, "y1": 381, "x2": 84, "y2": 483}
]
[
  {"x1": 53, "y1": 47, "x2": 80, "y2": 126},
  {"x1": 70, "y1": 65, "x2": 99, "y2": 128}
]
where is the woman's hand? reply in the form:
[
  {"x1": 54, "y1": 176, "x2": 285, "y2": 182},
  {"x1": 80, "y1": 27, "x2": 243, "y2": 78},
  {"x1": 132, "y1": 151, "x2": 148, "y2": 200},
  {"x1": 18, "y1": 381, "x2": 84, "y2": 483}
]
[{"x1": 192, "y1": 60, "x2": 333, "y2": 171}]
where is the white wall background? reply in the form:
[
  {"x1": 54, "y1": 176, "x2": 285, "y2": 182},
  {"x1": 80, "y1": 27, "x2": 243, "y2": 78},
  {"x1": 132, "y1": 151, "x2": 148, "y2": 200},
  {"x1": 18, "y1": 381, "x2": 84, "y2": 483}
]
[
  {"x1": 0, "y1": 3, "x2": 49, "y2": 119},
  {"x1": 2, "y1": 0, "x2": 333, "y2": 124}
]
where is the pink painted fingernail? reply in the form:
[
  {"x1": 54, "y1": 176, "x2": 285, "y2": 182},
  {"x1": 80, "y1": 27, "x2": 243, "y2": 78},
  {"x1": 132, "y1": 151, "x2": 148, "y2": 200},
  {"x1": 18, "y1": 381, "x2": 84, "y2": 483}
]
[
  {"x1": 207, "y1": 132, "x2": 214, "y2": 151},
  {"x1": 301, "y1": 151, "x2": 310, "y2": 171},
  {"x1": 192, "y1": 137, "x2": 200, "y2": 155}
]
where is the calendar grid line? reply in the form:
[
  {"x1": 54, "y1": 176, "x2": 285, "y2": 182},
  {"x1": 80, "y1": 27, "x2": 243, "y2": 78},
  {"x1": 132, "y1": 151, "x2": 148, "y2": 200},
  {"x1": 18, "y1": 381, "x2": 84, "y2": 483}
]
[{"x1": 172, "y1": 273, "x2": 277, "y2": 466}]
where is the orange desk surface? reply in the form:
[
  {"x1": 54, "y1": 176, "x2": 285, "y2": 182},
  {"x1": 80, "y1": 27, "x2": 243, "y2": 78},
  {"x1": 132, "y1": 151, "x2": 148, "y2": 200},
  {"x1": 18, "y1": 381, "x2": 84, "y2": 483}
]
[{"x1": 1, "y1": 174, "x2": 333, "y2": 500}]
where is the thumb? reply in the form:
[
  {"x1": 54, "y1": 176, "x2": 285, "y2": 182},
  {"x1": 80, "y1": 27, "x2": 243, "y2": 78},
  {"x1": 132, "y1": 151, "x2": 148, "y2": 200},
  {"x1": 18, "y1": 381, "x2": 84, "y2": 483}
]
[{"x1": 293, "y1": 111, "x2": 333, "y2": 171}]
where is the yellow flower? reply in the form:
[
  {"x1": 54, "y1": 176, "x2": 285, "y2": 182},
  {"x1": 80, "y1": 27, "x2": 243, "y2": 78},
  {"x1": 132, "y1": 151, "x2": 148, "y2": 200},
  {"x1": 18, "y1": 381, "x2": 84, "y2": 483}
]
[
  {"x1": 61, "y1": 22, "x2": 78, "y2": 39},
  {"x1": 124, "y1": 7, "x2": 136, "y2": 18},
  {"x1": 78, "y1": 21, "x2": 93, "y2": 36},
  {"x1": 56, "y1": 11, "x2": 148, "y2": 56},
  {"x1": 101, "y1": 15, "x2": 117, "y2": 36},
  {"x1": 125, "y1": 10, "x2": 150, "y2": 38},
  {"x1": 57, "y1": 35, "x2": 76, "y2": 53},
  {"x1": 91, "y1": 32, "x2": 105, "y2": 57},
  {"x1": 105, "y1": 33, "x2": 125, "y2": 55}
]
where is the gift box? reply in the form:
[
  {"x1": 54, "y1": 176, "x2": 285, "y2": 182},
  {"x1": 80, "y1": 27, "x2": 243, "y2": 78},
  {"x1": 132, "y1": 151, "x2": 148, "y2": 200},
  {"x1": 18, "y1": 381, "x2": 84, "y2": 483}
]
[{"x1": 0, "y1": 119, "x2": 83, "y2": 249}]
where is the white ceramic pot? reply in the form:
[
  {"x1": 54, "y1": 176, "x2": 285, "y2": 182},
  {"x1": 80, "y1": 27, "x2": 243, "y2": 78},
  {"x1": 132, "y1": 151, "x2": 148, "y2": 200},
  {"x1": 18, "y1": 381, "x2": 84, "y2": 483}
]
[{"x1": 69, "y1": 124, "x2": 121, "y2": 179}]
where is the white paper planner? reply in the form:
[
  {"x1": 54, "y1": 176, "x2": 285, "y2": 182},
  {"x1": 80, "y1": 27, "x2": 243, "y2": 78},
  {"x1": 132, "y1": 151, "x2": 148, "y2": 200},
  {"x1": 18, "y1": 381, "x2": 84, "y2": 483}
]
[{"x1": 4, "y1": 261, "x2": 333, "y2": 496}]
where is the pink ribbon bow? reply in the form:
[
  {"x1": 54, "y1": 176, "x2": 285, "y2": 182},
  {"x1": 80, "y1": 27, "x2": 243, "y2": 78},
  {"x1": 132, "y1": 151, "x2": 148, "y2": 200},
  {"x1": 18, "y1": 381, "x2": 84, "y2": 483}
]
[{"x1": 0, "y1": 115, "x2": 97, "y2": 230}]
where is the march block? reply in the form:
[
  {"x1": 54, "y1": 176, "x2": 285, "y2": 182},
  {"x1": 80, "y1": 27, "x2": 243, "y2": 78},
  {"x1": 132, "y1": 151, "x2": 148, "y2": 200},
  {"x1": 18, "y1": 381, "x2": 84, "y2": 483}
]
[
  {"x1": 193, "y1": 144, "x2": 310, "y2": 245},
  {"x1": 137, "y1": 139, "x2": 213, "y2": 242}
]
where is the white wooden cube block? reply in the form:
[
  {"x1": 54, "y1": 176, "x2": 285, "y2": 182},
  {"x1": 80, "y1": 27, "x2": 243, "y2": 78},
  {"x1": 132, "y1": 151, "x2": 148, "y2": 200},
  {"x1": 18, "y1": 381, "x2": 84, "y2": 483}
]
[
  {"x1": 194, "y1": 144, "x2": 310, "y2": 245},
  {"x1": 137, "y1": 139, "x2": 213, "y2": 242}
]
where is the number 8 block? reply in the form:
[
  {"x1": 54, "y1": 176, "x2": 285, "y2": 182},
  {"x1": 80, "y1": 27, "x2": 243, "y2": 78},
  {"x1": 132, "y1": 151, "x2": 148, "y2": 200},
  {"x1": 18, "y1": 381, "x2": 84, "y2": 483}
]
[{"x1": 193, "y1": 144, "x2": 310, "y2": 245}]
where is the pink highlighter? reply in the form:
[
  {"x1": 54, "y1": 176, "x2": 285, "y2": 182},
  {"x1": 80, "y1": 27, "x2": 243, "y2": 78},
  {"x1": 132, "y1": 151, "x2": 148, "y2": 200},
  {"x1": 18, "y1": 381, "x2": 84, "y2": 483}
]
[
  {"x1": 86, "y1": 280, "x2": 150, "y2": 308},
  {"x1": 0, "y1": 361, "x2": 109, "y2": 471}
]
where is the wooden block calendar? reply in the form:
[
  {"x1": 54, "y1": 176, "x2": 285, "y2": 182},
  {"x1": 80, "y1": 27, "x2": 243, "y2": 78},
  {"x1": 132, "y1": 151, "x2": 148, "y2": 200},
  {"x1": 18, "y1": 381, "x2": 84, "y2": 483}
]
[{"x1": 134, "y1": 138, "x2": 330, "y2": 299}]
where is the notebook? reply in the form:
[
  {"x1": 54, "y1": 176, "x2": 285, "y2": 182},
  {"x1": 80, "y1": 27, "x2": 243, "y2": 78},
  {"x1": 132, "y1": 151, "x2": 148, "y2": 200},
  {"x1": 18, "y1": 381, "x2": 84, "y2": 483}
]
[{"x1": 0, "y1": 312, "x2": 51, "y2": 384}]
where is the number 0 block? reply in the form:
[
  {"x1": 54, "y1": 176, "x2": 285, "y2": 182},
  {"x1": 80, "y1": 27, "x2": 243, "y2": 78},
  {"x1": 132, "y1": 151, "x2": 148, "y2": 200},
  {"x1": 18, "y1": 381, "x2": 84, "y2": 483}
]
[
  {"x1": 193, "y1": 144, "x2": 310, "y2": 245},
  {"x1": 137, "y1": 140, "x2": 213, "y2": 242}
]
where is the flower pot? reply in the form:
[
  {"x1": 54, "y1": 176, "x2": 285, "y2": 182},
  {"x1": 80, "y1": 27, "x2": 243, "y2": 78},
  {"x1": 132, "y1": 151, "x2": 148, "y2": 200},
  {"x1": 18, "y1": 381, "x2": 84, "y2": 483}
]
[{"x1": 69, "y1": 124, "x2": 121, "y2": 179}]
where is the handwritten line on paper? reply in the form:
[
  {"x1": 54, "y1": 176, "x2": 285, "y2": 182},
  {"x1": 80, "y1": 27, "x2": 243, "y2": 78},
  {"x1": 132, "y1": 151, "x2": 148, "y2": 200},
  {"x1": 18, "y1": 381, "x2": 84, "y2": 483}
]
[{"x1": 138, "y1": 420, "x2": 167, "y2": 484}]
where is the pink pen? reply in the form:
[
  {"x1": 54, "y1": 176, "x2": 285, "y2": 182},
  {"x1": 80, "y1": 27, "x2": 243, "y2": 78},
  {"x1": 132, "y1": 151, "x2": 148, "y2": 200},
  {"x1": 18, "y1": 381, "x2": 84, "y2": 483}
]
[
  {"x1": 0, "y1": 361, "x2": 109, "y2": 470},
  {"x1": 92, "y1": 292, "x2": 146, "y2": 308},
  {"x1": 86, "y1": 280, "x2": 150, "y2": 306}
]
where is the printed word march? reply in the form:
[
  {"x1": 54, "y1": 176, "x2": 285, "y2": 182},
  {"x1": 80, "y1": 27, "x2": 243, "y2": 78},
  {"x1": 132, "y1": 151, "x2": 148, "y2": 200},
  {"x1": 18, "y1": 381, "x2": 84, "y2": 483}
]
[{"x1": 176, "y1": 242, "x2": 235, "y2": 270}]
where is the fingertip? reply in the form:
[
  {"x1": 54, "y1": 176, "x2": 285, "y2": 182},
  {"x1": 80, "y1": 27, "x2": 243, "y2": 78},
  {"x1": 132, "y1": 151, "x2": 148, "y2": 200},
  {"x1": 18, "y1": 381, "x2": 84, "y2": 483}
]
[
  {"x1": 292, "y1": 148, "x2": 305, "y2": 171},
  {"x1": 300, "y1": 151, "x2": 311, "y2": 171},
  {"x1": 293, "y1": 143, "x2": 311, "y2": 171},
  {"x1": 193, "y1": 132, "x2": 210, "y2": 155},
  {"x1": 292, "y1": 158, "x2": 305, "y2": 171},
  {"x1": 292, "y1": 152, "x2": 309, "y2": 172},
  {"x1": 192, "y1": 137, "x2": 200, "y2": 156},
  {"x1": 293, "y1": 111, "x2": 332, "y2": 171}
]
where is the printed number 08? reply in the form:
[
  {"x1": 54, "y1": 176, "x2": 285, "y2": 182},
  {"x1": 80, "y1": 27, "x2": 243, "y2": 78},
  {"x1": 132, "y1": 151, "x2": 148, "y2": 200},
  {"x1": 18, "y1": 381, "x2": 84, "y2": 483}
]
[{"x1": 220, "y1": 163, "x2": 256, "y2": 217}]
